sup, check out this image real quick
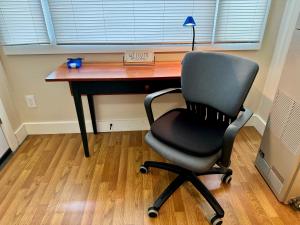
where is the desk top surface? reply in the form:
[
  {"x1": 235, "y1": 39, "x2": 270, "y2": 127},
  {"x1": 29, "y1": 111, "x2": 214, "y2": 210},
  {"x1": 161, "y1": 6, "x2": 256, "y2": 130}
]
[{"x1": 46, "y1": 61, "x2": 182, "y2": 82}]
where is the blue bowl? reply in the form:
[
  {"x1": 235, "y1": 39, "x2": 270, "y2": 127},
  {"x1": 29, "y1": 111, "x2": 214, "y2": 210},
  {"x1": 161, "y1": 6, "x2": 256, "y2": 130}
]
[{"x1": 67, "y1": 58, "x2": 83, "y2": 69}]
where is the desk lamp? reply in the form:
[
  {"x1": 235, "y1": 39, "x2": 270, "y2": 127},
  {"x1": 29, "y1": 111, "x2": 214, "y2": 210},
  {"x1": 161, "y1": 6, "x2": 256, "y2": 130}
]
[{"x1": 183, "y1": 16, "x2": 196, "y2": 51}]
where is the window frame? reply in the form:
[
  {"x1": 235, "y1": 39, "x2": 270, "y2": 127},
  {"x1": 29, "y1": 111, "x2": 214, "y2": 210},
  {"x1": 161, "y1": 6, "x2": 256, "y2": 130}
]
[{"x1": 2, "y1": 0, "x2": 271, "y2": 55}]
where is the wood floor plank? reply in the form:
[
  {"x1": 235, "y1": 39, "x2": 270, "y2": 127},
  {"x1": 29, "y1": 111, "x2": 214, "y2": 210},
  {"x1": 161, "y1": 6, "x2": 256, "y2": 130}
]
[{"x1": 0, "y1": 127, "x2": 299, "y2": 225}]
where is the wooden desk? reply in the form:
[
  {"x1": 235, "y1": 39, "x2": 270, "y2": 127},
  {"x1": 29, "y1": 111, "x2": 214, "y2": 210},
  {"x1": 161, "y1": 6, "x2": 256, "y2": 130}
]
[{"x1": 46, "y1": 62, "x2": 182, "y2": 157}]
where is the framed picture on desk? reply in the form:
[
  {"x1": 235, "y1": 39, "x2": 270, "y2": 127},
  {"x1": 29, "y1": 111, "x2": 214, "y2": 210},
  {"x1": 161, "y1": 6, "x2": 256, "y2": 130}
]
[{"x1": 123, "y1": 50, "x2": 155, "y2": 65}]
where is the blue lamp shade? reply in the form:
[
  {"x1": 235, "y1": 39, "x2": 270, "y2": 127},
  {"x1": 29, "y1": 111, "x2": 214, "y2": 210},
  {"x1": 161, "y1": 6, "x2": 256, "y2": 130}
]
[{"x1": 183, "y1": 16, "x2": 196, "y2": 27}]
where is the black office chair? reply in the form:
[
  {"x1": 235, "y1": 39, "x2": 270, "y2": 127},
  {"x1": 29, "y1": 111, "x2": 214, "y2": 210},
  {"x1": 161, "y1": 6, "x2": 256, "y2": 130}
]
[{"x1": 140, "y1": 52, "x2": 259, "y2": 225}]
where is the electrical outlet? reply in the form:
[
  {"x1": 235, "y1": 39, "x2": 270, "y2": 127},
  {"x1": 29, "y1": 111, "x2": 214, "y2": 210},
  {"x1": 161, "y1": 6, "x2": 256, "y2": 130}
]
[{"x1": 25, "y1": 95, "x2": 37, "y2": 108}]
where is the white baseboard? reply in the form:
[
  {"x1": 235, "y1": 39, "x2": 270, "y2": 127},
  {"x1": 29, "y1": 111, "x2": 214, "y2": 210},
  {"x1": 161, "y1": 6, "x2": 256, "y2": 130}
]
[
  {"x1": 14, "y1": 124, "x2": 28, "y2": 146},
  {"x1": 248, "y1": 114, "x2": 266, "y2": 135},
  {"x1": 23, "y1": 118, "x2": 150, "y2": 134},
  {"x1": 20, "y1": 114, "x2": 266, "y2": 135}
]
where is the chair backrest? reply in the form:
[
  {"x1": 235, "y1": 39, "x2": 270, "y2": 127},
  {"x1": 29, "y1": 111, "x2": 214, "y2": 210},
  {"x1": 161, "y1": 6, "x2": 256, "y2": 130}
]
[
  {"x1": 185, "y1": 101, "x2": 236, "y2": 126},
  {"x1": 181, "y1": 52, "x2": 259, "y2": 118}
]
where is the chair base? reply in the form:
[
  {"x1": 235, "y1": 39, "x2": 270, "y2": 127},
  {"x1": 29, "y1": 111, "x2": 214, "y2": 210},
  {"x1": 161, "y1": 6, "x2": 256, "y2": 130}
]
[{"x1": 140, "y1": 161, "x2": 232, "y2": 224}]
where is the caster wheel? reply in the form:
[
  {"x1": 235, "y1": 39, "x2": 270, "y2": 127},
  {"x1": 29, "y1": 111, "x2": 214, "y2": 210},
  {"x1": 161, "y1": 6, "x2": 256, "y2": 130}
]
[
  {"x1": 139, "y1": 165, "x2": 148, "y2": 174},
  {"x1": 221, "y1": 173, "x2": 232, "y2": 184},
  {"x1": 148, "y1": 206, "x2": 159, "y2": 218},
  {"x1": 291, "y1": 200, "x2": 300, "y2": 211},
  {"x1": 211, "y1": 215, "x2": 223, "y2": 225}
]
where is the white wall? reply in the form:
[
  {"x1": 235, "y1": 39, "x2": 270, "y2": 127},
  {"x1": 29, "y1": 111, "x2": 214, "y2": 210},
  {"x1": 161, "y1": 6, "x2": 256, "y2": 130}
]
[
  {"x1": 0, "y1": 60, "x2": 21, "y2": 130},
  {"x1": 257, "y1": 0, "x2": 300, "y2": 125},
  {"x1": 0, "y1": 60, "x2": 24, "y2": 149}
]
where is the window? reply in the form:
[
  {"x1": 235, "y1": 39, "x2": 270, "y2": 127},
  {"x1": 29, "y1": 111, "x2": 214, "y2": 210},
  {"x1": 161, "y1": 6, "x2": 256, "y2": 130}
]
[
  {"x1": 48, "y1": 0, "x2": 216, "y2": 45},
  {"x1": 0, "y1": 0, "x2": 49, "y2": 45},
  {"x1": 215, "y1": 0, "x2": 270, "y2": 43},
  {"x1": 0, "y1": 0, "x2": 271, "y2": 53}
]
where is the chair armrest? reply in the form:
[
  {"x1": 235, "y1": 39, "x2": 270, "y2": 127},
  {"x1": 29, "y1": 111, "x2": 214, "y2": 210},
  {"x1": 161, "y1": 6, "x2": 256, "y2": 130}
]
[
  {"x1": 220, "y1": 107, "x2": 253, "y2": 167},
  {"x1": 144, "y1": 88, "x2": 182, "y2": 126}
]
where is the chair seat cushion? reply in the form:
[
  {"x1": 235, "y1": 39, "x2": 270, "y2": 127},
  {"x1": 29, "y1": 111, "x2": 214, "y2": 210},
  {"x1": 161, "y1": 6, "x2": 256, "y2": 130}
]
[{"x1": 151, "y1": 108, "x2": 227, "y2": 157}]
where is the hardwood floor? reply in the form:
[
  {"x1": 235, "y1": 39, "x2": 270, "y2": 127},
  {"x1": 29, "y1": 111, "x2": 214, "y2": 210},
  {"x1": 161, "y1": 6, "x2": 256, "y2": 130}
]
[{"x1": 0, "y1": 127, "x2": 299, "y2": 225}]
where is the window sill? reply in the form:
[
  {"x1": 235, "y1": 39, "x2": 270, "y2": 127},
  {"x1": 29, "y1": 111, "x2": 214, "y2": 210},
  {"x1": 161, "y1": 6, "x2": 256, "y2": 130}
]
[{"x1": 3, "y1": 43, "x2": 261, "y2": 55}]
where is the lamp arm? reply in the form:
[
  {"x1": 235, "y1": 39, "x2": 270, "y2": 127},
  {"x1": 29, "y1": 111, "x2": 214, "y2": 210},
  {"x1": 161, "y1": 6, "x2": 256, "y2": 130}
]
[{"x1": 192, "y1": 26, "x2": 195, "y2": 51}]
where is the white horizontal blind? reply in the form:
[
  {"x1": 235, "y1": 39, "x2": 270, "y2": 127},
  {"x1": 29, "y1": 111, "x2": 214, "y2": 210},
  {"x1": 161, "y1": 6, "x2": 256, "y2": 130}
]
[
  {"x1": 0, "y1": 0, "x2": 271, "y2": 49},
  {"x1": 0, "y1": 0, "x2": 49, "y2": 45},
  {"x1": 215, "y1": 0, "x2": 270, "y2": 43},
  {"x1": 48, "y1": 0, "x2": 216, "y2": 44}
]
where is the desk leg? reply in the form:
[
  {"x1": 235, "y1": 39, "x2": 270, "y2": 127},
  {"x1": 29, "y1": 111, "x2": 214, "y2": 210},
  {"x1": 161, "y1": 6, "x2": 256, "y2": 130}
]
[
  {"x1": 73, "y1": 90, "x2": 90, "y2": 157},
  {"x1": 87, "y1": 95, "x2": 98, "y2": 134}
]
